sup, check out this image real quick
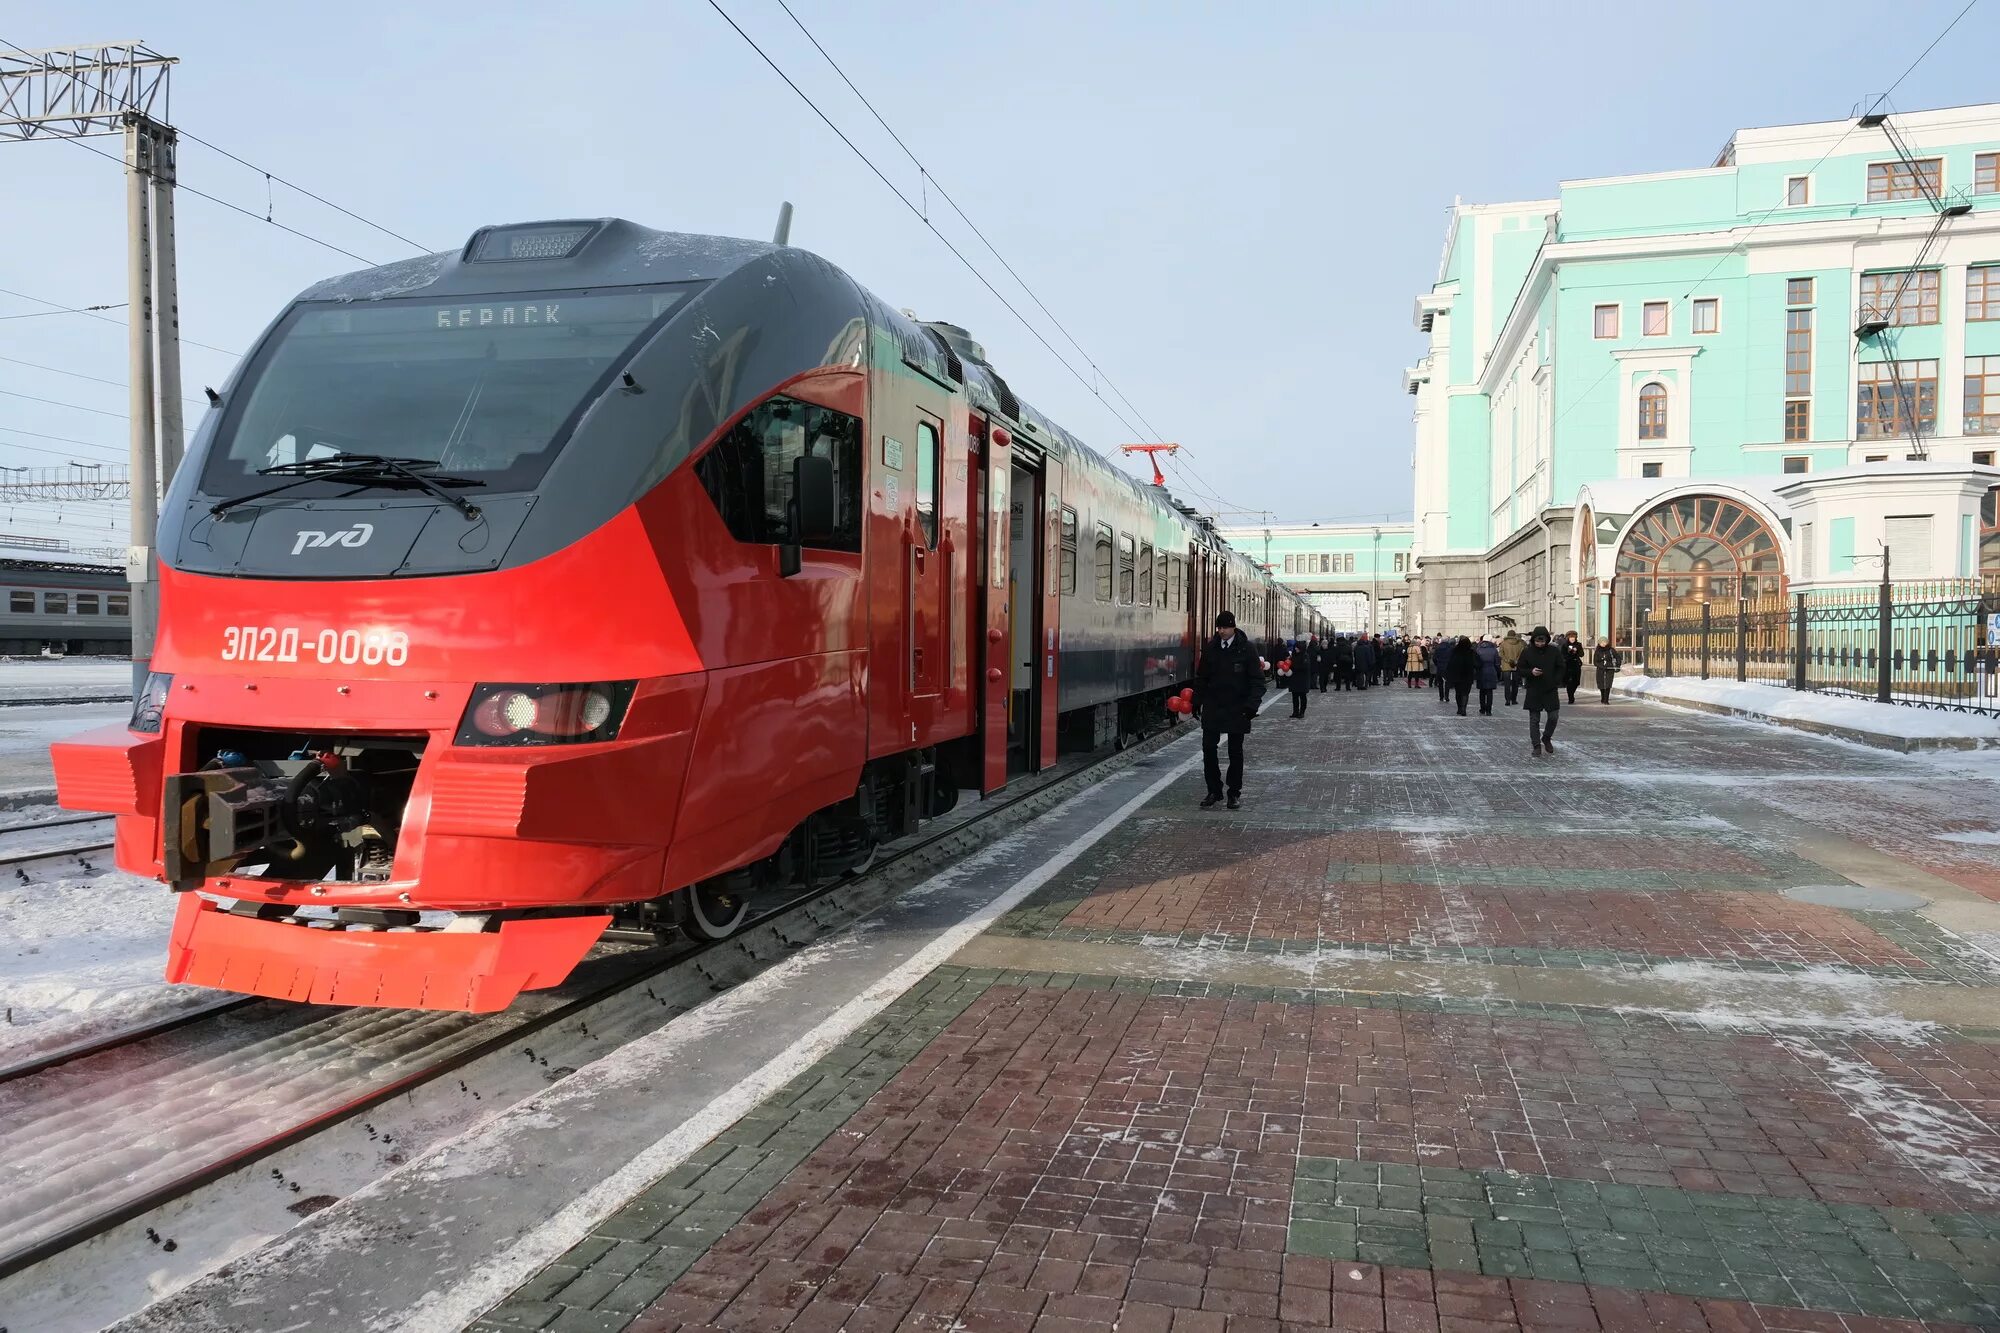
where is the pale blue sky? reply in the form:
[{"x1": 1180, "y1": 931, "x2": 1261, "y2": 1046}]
[{"x1": 3, "y1": 0, "x2": 1994, "y2": 545}]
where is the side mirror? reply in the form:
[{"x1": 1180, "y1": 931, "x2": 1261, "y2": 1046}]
[{"x1": 793, "y1": 454, "x2": 837, "y2": 545}]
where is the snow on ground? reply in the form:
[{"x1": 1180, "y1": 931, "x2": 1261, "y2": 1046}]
[
  {"x1": 0, "y1": 869, "x2": 203, "y2": 1065},
  {"x1": 0, "y1": 656, "x2": 133, "y2": 702},
  {"x1": 0, "y1": 702, "x2": 130, "y2": 795},
  {"x1": 1615, "y1": 674, "x2": 2000, "y2": 746}
]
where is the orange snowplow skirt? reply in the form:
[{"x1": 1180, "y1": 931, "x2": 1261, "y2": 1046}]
[{"x1": 165, "y1": 895, "x2": 612, "y2": 1012}]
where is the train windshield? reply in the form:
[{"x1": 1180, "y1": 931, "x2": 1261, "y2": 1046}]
[{"x1": 201, "y1": 285, "x2": 697, "y2": 498}]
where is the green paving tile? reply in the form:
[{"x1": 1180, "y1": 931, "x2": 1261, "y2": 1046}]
[{"x1": 1288, "y1": 1153, "x2": 2000, "y2": 1321}]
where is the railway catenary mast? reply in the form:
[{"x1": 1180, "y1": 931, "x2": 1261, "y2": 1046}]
[{"x1": 52, "y1": 219, "x2": 1320, "y2": 1011}]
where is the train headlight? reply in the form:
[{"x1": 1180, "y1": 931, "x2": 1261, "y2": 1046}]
[
  {"x1": 130, "y1": 671, "x2": 172, "y2": 734},
  {"x1": 454, "y1": 681, "x2": 636, "y2": 747}
]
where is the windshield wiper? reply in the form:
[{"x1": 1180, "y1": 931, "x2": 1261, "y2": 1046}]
[{"x1": 210, "y1": 454, "x2": 484, "y2": 520}]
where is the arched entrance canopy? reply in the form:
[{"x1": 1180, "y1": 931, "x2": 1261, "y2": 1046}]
[{"x1": 1609, "y1": 493, "x2": 1787, "y2": 647}]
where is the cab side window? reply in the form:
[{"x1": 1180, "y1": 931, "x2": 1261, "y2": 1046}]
[{"x1": 696, "y1": 395, "x2": 863, "y2": 551}]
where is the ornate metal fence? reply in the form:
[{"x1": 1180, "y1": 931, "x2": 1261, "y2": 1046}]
[{"x1": 1643, "y1": 577, "x2": 2000, "y2": 715}]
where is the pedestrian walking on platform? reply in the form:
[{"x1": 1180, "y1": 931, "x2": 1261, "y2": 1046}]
[
  {"x1": 1520, "y1": 625, "x2": 1565, "y2": 756},
  {"x1": 1405, "y1": 638, "x2": 1425, "y2": 687},
  {"x1": 1288, "y1": 636, "x2": 1316, "y2": 718},
  {"x1": 1498, "y1": 629, "x2": 1524, "y2": 706},
  {"x1": 1354, "y1": 636, "x2": 1376, "y2": 691},
  {"x1": 1317, "y1": 636, "x2": 1334, "y2": 692},
  {"x1": 1561, "y1": 630, "x2": 1585, "y2": 705},
  {"x1": 1593, "y1": 637, "x2": 1622, "y2": 705},
  {"x1": 1473, "y1": 635, "x2": 1501, "y2": 714},
  {"x1": 1193, "y1": 611, "x2": 1264, "y2": 809},
  {"x1": 1331, "y1": 636, "x2": 1354, "y2": 691},
  {"x1": 1434, "y1": 635, "x2": 1456, "y2": 702},
  {"x1": 1446, "y1": 635, "x2": 1478, "y2": 714}
]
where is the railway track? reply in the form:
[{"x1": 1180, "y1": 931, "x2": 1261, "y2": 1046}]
[
  {"x1": 0, "y1": 722, "x2": 1188, "y2": 1313},
  {"x1": 0, "y1": 810, "x2": 114, "y2": 878}
]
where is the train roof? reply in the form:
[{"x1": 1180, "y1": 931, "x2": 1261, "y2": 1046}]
[{"x1": 290, "y1": 219, "x2": 1273, "y2": 575}]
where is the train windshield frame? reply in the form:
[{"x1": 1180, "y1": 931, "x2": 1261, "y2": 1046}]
[{"x1": 199, "y1": 282, "x2": 703, "y2": 500}]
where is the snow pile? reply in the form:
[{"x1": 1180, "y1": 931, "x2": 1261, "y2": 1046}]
[
  {"x1": 1615, "y1": 674, "x2": 2000, "y2": 748},
  {"x1": 0, "y1": 869, "x2": 199, "y2": 1064}
]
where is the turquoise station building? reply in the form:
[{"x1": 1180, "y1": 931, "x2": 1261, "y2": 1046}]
[
  {"x1": 1407, "y1": 102, "x2": 2000, "y2": 645},
  {"x1": 1215, "y1": 522, "x2": 1414, "y2": 633}
]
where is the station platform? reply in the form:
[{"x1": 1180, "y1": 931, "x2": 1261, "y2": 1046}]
[{"x1": 114, "y1": 684, "x2": 2000, "y2": 1333}]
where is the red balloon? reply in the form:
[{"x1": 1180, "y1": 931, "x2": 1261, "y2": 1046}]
[
  {"x1": 1179, "y1": 687, "x2": 1194, "y2": 700},
  {"x1": 1166, "y1": 697, "x2": 1186, "y2": 713}
]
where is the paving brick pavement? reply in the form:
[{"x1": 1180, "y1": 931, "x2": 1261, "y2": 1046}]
[{"x1": 475, "y1": 686, "x2": 2000, "y2": 1332}]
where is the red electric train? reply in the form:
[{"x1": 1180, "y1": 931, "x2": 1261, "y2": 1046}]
[{"x1": 53, "y1": 219, "x2": 1323, "y2": 1011}]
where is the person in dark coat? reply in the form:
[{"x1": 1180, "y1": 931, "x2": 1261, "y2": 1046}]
[
  {"x1": 1287, "y1": 636, "x2": 1316, "y2": 718},
  {"x1": 1317, "y1": 634, "x2": 1335, "y2": 692},
  {"x1": 1472, "y1": 635, "x2": 1502, "y2": 714},
  {"x1": 1354, "y1": 636, "x2": 1376, "y2": 690},
  {"x1": 1192, "y1": 610, "x2": 1264, "y2": 808},
  {"x1": 1593, "y1": 637, "x2": 1622, "y2": 704},
  {"x1": 1434, "y1": 635, "x2": 1456, "y2": 702},
  {"x1": 1561, "y1": 630, "x2": 1585, "y2": 704},
  {"x1": 1330, "y1": 636, "x2": 1355, "y2": 691},
  {"x1": 1445, "y1": 635, "x2": 1478, "y2": 714},
  {"x1": 1519, "y1": 625, "x2": 1566, "y2": 756}
]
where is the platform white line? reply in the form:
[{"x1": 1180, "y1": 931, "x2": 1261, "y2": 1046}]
[{"x1": 408, "y1": 739, "x2": 1204, "y2": 1333}]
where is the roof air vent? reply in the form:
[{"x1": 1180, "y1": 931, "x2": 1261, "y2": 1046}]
[{"x1": 920, "y1": 321, "x2": 988, "y2": 365}]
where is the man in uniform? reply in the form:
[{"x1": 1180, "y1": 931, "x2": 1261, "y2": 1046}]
[{"x1": 1192, "y1": 610, "x2": 1264, "y2": 809}]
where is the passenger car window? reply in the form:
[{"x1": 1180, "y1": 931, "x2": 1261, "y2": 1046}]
[
  {"x1": 915, "y1": 420, "x2": 940, "y2": 549},
  {"x1": 1060, "y1": 507, "x2": 1078, "y2": 595},
  {"x1": 1094, "y1": 523, "x2": 1114, "y2": 601}
]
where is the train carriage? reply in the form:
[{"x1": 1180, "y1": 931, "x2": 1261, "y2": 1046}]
[{"x1": 52, "y1": 219, "x2": 1321, "y2": 1011}]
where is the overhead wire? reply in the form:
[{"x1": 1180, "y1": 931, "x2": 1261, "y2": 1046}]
[
  {"x1": 769, "y1": 0, "x2": 1171, "y2": 446},
  {"x1": 0, "y1": 36, "x2": 434, "y2": 257},
  {"x1": 0, "y1": 301, "x2": 124, "y2": 320},
  {"x1": 1545, "y1": 0, "x2": 1979, "y2": 440},
  {"x1": 0, "y1": 286, "x2": 238, "y2": 358},
  {"x1": 702, "y1": 0, "x2": 1151, "y2": 449},
  {"x1": 0, "y1": 354, "x2": 207, "y2": 408}
]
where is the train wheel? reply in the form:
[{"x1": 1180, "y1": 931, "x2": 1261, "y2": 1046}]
[{"x1": 683, "y1": 881, "x2": 749, "y2": 940}]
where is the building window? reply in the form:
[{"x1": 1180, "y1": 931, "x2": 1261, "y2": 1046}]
[
  {"x1": 6, "y1": 591, "x2": 27, "y2": 613},
  {"x1": 1593, "y1": 304, "x2": 1619, "y2": 339},
  {"x1": 1786, "y1": 277, "x2": 1814, "y2": 307},
  {"x1": 1117, "y1": 533, "x2": 1136, "y2": 604},
  {"x1": 1975, "y1": 450, "x2": 1995, "y2": 466},
  {"x1": 1059, "y1": 506, "x2": 1077, "y2": 595},
  {"x1": 1469, "y1": 592, "x2": 1486, "y2": 611},
  {"x1": 1784, "y1": 399, "x2": 1811, "y2": 442},
  {"x1": 1866, "y1": 454, "x2": 1889, "y2": 462},
  {"x1": 1969, "y1": 266, "x2": 2000, "y2": 321},
  {"x1": 1641, "y1": 462, "x2": 1664, "y2": 479},
  {"x1": 1319, "y1": 553, "x2": 1332, "y2": 573},
  {"x1": 1393, "y1": 552, "x2": 1408, "y2": 573},
  {"x1": 1094, "y1": 523, "x2": 1114, "y2": 601},
  {"x1": 1786, "y1": 176, "x2": 1810, "y2": 206},
  {"x1": 1137, "y1": 542, "x2": 1154, "y2": 605},
  {"x1": 1692, "y1": 298, "x2": 1719, "y2": 334},
  {"x1": 1782, "y1": 456, "x2": 1811, "y2": 474},
  {"x1": 1857, "y1": 359, "x2": 1938, "y2": 438},
  {"x1": 1966, "y1": 356, "x2": 2000, "y2": 435},
  {"x1": 1885, "y1": 515, "x2": 1933, "y2": 573},
  {"x1": 1800, "y1": 521, "x2": 1815, "y2": 575},
  {"x1": 692, "y1": 395, "x2": 864, "y2": 552},
  {"x1": 43, "y1": 592, "x2": 66, "y2": 614},
  {"x1": 1979, "y1": 152, "x2": 1999, "y2": 194},
  {"x1": 1638, "y1": 381, "x2": 1668, "y2": 440},
  {"x1": 1345, "y1": 553, "x2": 1357, "y2": 573},
  {"x1": 76, "y1": 594, "x2": 98, "y2": 615},
  {"x1": 1867, "y1": 157, "x2": 1942, "y2": 202},
  {"x1": 108, "y1": 594, "x2": 127, "y2": 616},
  {"x1": 1642, "y1": 302, "x2": 1669, "y2": 337},
  {"x1": 1858, "y1": 269, "x2": 1940, "y2": 326}
]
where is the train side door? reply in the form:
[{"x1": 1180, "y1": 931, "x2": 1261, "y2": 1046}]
[
  {"x1": 908, "y1": 413, "x2": 945, "y2": 701},
  {"x1": 1038, "y1": 456, "x2": 1063, "y2": 770},
  {"x1": 980, "y1": 425, "x2": 1013, "y2": 793}
]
